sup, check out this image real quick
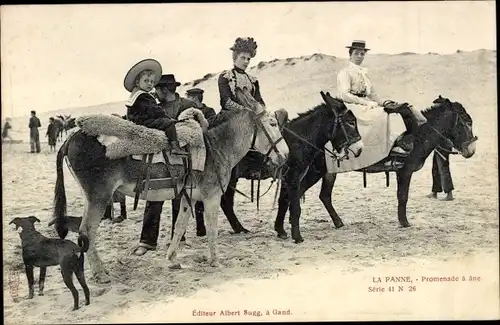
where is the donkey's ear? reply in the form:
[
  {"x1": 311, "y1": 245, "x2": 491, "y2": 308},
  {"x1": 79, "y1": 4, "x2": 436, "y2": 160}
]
[{"x1": 320, "y1": 91, "x2": 328, "y2": 103}]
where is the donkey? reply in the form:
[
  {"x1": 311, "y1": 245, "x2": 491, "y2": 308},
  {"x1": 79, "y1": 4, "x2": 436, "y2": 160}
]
[
  {"x1": 51, "y1": 87, "x2": 289, "y2": 283},
  {"x1": 173, "y1": 92, "x2": 365, "y2": 243},
  {"x1": 274, "y1": 96, "x2": 478, "y2": 235}
]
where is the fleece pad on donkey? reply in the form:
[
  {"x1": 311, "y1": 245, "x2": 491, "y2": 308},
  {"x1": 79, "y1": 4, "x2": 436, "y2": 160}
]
[
  {"x1": 326, "y1": 103, "x2": 406, "y2": 173},
  {"x1": 76, "y1": 108, "x2": 207, "y2": 171}
]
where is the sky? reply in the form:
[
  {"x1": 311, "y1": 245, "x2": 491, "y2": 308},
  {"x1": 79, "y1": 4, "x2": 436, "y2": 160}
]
[{"x1": 1, "y1": 1, "x2": 496, "y2": 117}]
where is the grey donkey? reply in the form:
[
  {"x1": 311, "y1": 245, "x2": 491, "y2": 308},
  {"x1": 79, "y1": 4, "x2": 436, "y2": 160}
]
[{"x1": 10, "y1": 216, "x2": 90, "y2": 310}]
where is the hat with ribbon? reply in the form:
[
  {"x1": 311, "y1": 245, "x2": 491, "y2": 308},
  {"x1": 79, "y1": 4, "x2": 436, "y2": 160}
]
[
  {"x1": 346, "y1": 40, "x2": 370, "y2": 51},
  {"x1": 157, "y1": 74, "x2": 181, "y2": 87},
  {"x1": 123, "y1": 58, "x2": 162, "y2": 92}
]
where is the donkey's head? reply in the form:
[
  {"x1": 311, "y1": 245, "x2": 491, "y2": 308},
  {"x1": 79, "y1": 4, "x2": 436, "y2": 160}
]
[
  {"x1": 320, "y1": 91, "x2": 363, "y2": 158},
  {"x1": 235, "y1": 87, "x2": 289, "y2": 167},
  {"x1": 432, "y1": 95, "x2": 477, "y2": 158}
]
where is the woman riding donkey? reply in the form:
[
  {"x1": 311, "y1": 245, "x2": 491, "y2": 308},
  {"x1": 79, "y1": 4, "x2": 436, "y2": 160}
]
[
  {"x1": 124, "y1": 58, "x2": 184, "y2": 155},
  {"x1": 332, "y1": 40, "x2": 428, "y2": 170}
]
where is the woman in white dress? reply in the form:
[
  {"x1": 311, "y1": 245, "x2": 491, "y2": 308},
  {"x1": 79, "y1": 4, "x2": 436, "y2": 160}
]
[{"x1": 337, "y1": 40, "x2": 427, "y2": 156}]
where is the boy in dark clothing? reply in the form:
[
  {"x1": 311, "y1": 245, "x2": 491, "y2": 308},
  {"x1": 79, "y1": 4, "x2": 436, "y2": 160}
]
[{"x1": 46, "y1": 117, "x2": 58, "y2": 152}]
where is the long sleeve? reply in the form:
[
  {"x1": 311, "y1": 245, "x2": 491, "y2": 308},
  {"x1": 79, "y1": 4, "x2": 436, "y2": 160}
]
[
  {"x1": 337, "y1": 70, "x2": 373, "y2": 105},
  {"x1": 218, "y1": 73, "x2": 247, "y2": 111},
  {"x1": 127, "y1": 93, "x2": 176, "y2": 131},
  {"x1": 253, "y1": 80, "x2": 265, "y2": 106},
  {"x1": 367, "y1": 84, "x2": 383, "y2": 106}
]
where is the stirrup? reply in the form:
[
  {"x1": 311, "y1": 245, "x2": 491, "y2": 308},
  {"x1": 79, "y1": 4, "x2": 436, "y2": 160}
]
[{"x1": 390, "y1": 147, "x2": 410, "y2": 158}]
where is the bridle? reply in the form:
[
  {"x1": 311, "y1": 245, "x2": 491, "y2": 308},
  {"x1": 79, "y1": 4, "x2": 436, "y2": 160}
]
[
  {"x1": 207, "y1": 107, "x2": 287, "y2": 199},
  {"x1": 248, "y1": 109, "x2": 286, "y2": 162},
  {"x1": 429, "y1": 105, "x2": 478, "y2": 157},
  {"x1": 327, "y1": 106, "x2": 362, "y2": 160}
]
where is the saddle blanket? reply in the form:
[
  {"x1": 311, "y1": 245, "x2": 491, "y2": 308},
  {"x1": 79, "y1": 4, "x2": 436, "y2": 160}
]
[
  {"x1": 77, "y1": 108, "x2": 207, "y2": 171},
  {"x1": 97, "y1": 134, "x2": 206, "y2": 171},
  {"x1": 326, "y1": 103, "x2": 406, "y2": 173}
]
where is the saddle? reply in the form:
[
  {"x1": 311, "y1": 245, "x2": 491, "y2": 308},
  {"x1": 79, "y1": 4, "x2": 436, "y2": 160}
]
[{"x1": 76, "y1": 108, "x2": 208, "y2": 209}]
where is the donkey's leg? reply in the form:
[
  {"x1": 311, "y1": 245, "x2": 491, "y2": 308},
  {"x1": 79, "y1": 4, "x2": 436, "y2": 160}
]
[
  {"x1": 220, "y1": 168, "x2": 248, "y2": 233},
  {"x1": 80, "y1": 196, "x2": 112, "y2": 283},
  {"x1": 166, "y1": 194, "x2": 191, "y2": 268},
  {"x1": 274, "y1": 182, "x2": 290, "y2": 239},
  {"x1": 204, "y1": 197, "x2": 220, "y2": 267},
  {"x1": 287, "y1": 170, "x2": 305, "y2": 243},
  {"x1": 171, "y1": 198, "x2": 187, "y2": 242},
  {"x1": 194, "y1": 201, "x2": 207, "y2": 236},
  {"x1": 318, "y1": 173, "x2": 344, "y2": 228},
  {"x1": 396, "y1": 169, "x2": 413, "y2": 227}
]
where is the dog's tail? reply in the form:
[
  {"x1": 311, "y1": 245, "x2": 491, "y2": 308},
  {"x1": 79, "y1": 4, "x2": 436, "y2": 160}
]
[
  {"x1": 53, "y1": 136, "x2": 70, "y2": 239},
  {"x1": 78, "y1": 234, "x2": 89, "y2": 253}
]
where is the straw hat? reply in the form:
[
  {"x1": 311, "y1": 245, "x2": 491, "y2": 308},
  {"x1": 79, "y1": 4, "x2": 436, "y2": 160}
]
[
  {"x1": 123, "y1": 58, "x2": 162, "y2": 92},
  {"x1": 346, "y1": 40, "x2": 370, "y2": 51}
]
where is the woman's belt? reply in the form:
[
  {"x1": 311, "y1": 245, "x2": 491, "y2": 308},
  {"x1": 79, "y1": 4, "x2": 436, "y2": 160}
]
[{"x1": 351, "y1": 92, "x2": 367, "y2": 97}]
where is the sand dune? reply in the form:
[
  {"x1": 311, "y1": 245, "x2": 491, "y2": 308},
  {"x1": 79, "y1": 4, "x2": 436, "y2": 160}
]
[{"x1": 2, "y1": 50, "x2": 498, "y2": 323}]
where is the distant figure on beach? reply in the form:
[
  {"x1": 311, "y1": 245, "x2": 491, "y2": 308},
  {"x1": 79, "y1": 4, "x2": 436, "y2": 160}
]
[
  {"x1": 28, "y1": 110, "x2": 41, "y2": 153},
  {"x1": 185, "y1": 87, "x2": 216, "y2": 123},
  {"x1": 46, "y1": 117, "x2": 58, "y2": 152},
  {"x1": 2, "y1": 117, "x2": 13, "y2": 143}
]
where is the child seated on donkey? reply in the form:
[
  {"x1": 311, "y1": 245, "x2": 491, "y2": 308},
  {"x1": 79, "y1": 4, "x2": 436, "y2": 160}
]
[{"x1": 123, "y1": 58, "x2": 184, "y2": 154}]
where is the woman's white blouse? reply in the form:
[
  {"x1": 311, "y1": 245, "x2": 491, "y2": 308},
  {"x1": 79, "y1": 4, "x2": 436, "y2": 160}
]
[{"x1": 337, "y1": 62, "x2": 382, "y2": 106}]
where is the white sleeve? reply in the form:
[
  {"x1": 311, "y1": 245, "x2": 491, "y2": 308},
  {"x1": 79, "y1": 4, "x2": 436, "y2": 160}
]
[{"x1": 368, "y1": 84, "x2": 383, "y2": 106}]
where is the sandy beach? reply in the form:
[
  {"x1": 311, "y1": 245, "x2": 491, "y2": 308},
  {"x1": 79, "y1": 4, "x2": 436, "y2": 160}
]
[{"x1": 2, "y1": 50, "x2": 498, "y2": 323}]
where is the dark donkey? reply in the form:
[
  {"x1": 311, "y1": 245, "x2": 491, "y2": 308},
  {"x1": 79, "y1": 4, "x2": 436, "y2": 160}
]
[
  {"x1": 174, "y1": 92, "x2": 364, "y2": 243},
  {"x1": 274, "y1": 95, "x2": 478, "y2": 235}
]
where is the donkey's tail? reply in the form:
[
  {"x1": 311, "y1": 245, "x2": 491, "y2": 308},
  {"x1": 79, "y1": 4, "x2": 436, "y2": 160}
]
[{"x1": 53, "y1": 136, "x2": 70, "y2": 239}]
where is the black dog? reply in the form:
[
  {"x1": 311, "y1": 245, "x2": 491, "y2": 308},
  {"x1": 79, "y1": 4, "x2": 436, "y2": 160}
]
[{"x1": 10, "y1": 216, "x2": 90, "y2": 310}]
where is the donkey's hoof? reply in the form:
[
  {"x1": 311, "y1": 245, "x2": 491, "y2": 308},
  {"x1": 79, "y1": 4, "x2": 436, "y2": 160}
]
[
  {"x1": 399, "y1": 221, "x2": 411, "y2": 228},
  {"x1": 93, "y1": 273, "x2": 111, "y2": 284},
  {"x1": 196, "y1": 229, "x2": 207, "y2": 237},
  {"x1": 236, "y1": 227, "x2": 250, "y2": 234},
  {"x1": 293, "y1": 237, "x2": 304, "y2": 244},
  {"x1": 168, "y1": 263, "x2": 182, "y2": 270},
  {"x1": 334, "y1": 221, "x2": 345, "y2": 229},
  {"x1": 233, "y1": 226, "x2": 250, "y2": 234}
]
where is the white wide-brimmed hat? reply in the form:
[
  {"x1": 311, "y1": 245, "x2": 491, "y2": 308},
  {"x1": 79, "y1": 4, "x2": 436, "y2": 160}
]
[{"x1": 123, "y1": 58, "x2": 162, "y2": 92}]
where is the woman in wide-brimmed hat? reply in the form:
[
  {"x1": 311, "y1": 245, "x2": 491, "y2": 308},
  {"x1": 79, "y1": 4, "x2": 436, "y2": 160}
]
[
  {"x1": 124, "y1": 58, "x2": 184, "y2": 154},
  {"x1": 217, "y1": 37, "x2": 266, "y2": 111},
  {"x1": 336, "y1": 40, "x2": 427, "y2": 157}
]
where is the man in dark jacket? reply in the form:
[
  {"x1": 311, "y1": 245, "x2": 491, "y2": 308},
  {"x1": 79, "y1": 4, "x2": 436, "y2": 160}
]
[
  {"x1": 28, "y1": 110, "x2": 41, "y2": 153},
  {"x1": 186, "y1": 87, "x2": 217, "y2": 123},
  {"x1": 155, "y1": 74, "x2": 197, "y2": 119},
  {"x1": 428, "y1": 146, "x2": 455, "y2": 201}
]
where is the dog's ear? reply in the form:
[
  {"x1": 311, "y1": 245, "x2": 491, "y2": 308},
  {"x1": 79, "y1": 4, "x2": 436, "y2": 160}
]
[
  {"x1": 28, "y1": 216, "x2": 41, "y2": 224},
  {"x1": 9, "y1": 218, "x2": 20, "y2": 230}
]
